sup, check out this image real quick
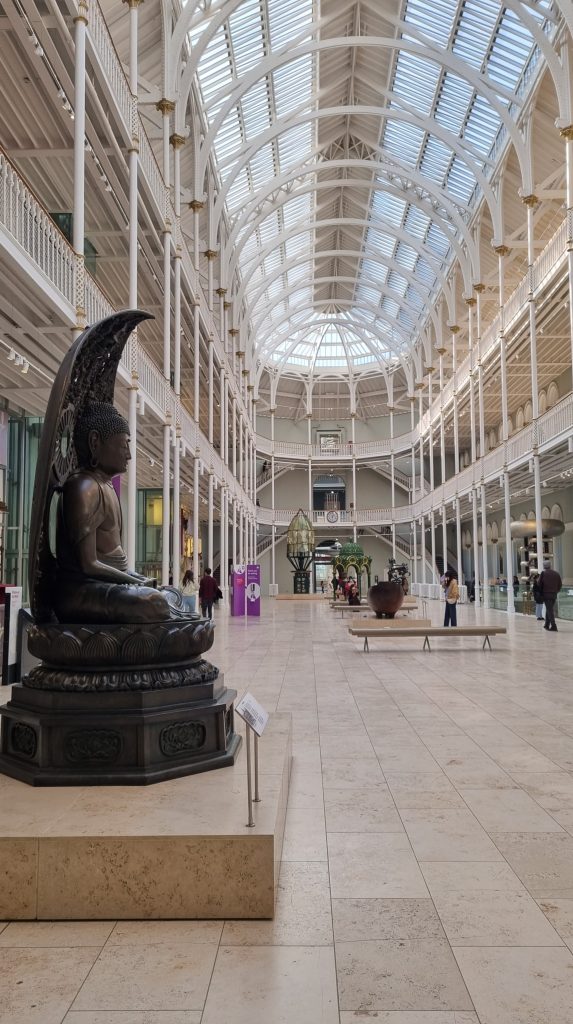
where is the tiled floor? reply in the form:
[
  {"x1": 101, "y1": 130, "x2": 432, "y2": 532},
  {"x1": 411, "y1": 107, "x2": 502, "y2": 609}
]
[{"x1": 2, "y1": 597, "x2": 573, "y2": 1023}]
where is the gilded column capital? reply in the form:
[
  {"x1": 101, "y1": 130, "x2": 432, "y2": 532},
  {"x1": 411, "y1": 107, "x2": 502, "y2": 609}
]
[
  {"x1": 520, "y1": 193, "x2": 538, "y2": 207},
  {"x1": 559, "y1": 125, "x2": 573, "y2": 141},
  {"x1": 189, "y1": 199, "x2": 204, "y2": 212},
  {"x1": 473, "y1": 283, "x2": 486, "y2": 293},
  {"x1": 203, "y1": 249, "x2": 217, "y2": 260},
  {"x1": 169, "y1": 133, "x2": 186, "y2": 149},
  {"x1": 156, "y1": 98, "x2": 175, "y2": 115},
  {"x1": 465, "y1": 296, "x2": 477, "y2": 307},
  {"x1": 448, "y1": 324, "x2": 460, "y2": 334},
  {"x1": 494, "y1": 244, "x2": 511, "y2": 257},
  {"x1": 216, "y1": 287, "x2": 227, "y2": 297}
]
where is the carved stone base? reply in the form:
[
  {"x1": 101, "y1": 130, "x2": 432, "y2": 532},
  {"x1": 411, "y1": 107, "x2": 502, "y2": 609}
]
[{"x1": 0, "y1": 677, "x2": 241, "y2": 786}]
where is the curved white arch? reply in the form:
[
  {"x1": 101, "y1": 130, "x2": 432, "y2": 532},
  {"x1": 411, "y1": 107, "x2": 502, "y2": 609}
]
[
  {"x1": 195, "y1": 37, "x2": 530, "y2": 192},
  {"x1": 229, "y1": 215, "x2": 470, "y2": 309},
  {"x1": 227, "y1": 175, "x2": 476, "y2": 313}
]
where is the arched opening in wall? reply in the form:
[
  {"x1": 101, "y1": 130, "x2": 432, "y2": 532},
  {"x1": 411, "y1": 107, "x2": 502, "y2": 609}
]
[
  {"x1": 313, "y1": 474, "x2": 346, "y2": 512},
  {"x1": 516, "y1": 407, "x2": 525, "y2": 430},
  {"x1": 539, "y1": 390, "x2": 547, "y2": 415},
  {"x1": 524, "y1": 401, "x2": 533, "y2": 425},
  {"x1": 550, "y1": 504, "x2": 563, "y2": 521},
  {"x1": 547, "y1": 382, "x2": 560, "y2": 408}
]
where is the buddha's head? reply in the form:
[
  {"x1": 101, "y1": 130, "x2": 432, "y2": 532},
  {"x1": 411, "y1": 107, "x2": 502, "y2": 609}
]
[{"x1": 75, "y1": 403, "x2": 131, "y2": 476}]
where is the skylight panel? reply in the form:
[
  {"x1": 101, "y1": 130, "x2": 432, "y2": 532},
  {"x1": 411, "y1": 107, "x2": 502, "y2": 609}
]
[
  {"x1": 452, "y1": 0, "x2": 500, "y2": 71},
  {"x1": 384, "y1": 121, "x2": 425, "y2": 166},
  {"x1": 241, "y1": 78, "x2": 272, "y2": 142},
  {"x1": 403, "y1": 206, "x2": 431, "y2": 242},
  {"x1": 268, "y1": 0, "x2": 313, "y2": 48},
  {"x1": 226, "y1": 168, "x2": 252, "y2": 211},
  {"x1": 228, "y1": 0, "x2": 264, "y2": 77},
  {"x1": 392, "y1": 53, "x2": 441, "y2": 117},
  {"x1": 273, "y1": 57, "x2": 313, "y2": 118},
  {"x1": 194, "y1": 27, "x2": 234, "y2": 110},
  {"x1": 395, "y1": 242, "x2": 418, "y2": 273},
  {"x1": 404, "y1": 0, "x2": 457, "y2": 49},
  {"x1": 278, "y1": 123, "x2": 313, "y2": 169},
  {"x1": 419, "y1": 136, "x2": 452, "y2": 184},
  {"x1": 361, "y1": 259, "x2": 388, "y2": 286},
  {"x1": 213, "y1": 108, "x2": 243, "y2": 166},
  {"x1": 446, "y1": 157, "x2": 476, "y2": 203},
  {"x1": 371, "y1": 190, "x2": 406, "y2": 228},
  {"x1": 426, "y1": 222, "x2": 450, "y2": 258},
  {"x1": 434, "y1": 73, "x2": 473, "y2": 136},
  {"x1": 249, "y1": 142, "x2": 276, "y2": 189}
]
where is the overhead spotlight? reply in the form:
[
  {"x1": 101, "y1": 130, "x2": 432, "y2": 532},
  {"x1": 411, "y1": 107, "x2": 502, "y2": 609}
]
[
  {"x1": 21, "y1": 360, "x2": 29, "y2": 375},
  {"x1": 57, "y1": 88, "x2": 65, "y2": 100},
  {"x1": 34, "y1": 40, "x2": 43, "y2": 56},
  {"x1": 7, "y1": 349, "x2": 15, "y2": 361}
]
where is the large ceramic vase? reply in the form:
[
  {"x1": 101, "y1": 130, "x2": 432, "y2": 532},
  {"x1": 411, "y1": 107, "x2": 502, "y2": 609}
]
[{"x1": 368, "y1": 582, "x2": 404, "y2": 619}]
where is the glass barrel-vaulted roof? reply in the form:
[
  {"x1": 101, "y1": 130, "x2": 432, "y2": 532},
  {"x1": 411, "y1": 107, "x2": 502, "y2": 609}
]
[{"x1": 186, "y1": 0, "x2": 553, "y2": 379}]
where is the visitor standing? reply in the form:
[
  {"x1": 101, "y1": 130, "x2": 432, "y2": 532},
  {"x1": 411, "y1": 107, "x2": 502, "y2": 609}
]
[
  {"x1": 181, "y1": 570, "x2": 198, "y2": 614},
  {"x1": 538, "y1": 560, "x2": 562, "y2": 632},
  {"x1": 443, "y1": 572, "x2": 459, "y2": 627},
  {"x1": 531, "y1": 572, "x2": 544, "y2": 621},
  {"x1": 199, "y1": 567, "x2": 218, "y2": 620}
]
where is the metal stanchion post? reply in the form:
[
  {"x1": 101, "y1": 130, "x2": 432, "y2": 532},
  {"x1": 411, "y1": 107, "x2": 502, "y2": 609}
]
[
  {"x1": 254, "y1": 733, "x2": 260, "y2": 802},
  {"x1": 245, "y1": 724, "x2": 255, "y2": 827}
]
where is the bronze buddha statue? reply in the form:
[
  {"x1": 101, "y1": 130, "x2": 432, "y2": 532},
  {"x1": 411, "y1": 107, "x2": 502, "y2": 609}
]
[{"x1": 54, "y1": 402, "x2": 176, "y2": 624}]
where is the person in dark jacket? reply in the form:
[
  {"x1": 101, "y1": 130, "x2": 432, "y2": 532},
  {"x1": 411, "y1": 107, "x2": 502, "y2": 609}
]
[
  {"x1": 538, "y1": 560, "x2": 562, "y2": 632},
  {"x1": 199, "y1": 567, "x2": 218, "y2": 620},
  {"x1": 531, "y1": 572, "x2": 544, "y2": 621}
]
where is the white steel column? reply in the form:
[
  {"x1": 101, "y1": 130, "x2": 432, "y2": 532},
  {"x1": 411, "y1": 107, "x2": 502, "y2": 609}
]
[
  {"x1": 563, "y1": 122, "x2": 573, "y2": 376},
  {"x1": 496, "y1": 243, "x2": 515, "y2": 614},
  {"x1": 420, "y1": 513, "x2": 426, "y2": 582},
  {"x1": 193, "y1": 302, "x2": 200, "y2": 424},
  {"x1": 172, "y1": 431, "x2": 180, "y2": 587},
  {"x1": 208, "y1": 339, "x2": 214, "y2": 445},
  {"x1": 455, "y1": 497, "x2": 462, "y2": 584},
  {"x1": 472, "y1": 489, "x2": 480, "y2": 602},
  {"x1": 232, "y1": 398, "x2": 237, "y2": 476},
  {"x1": 72, "y1": 0, "x2": 87, "y2": 335},
  {"x1": 219, "y1": 488, "x2": 226, "y2": 598},
  {"x1": 351, "y1": 413, "x2": 357, "y2": 544},
  {"x1": 481, "y1": 483, "x2": 489, "y2": 608},
  {"x1": 162, "y1": 423, "x2": 171, "y2": 584},
  {"x1": 430, "y1": 510, "x2": 436, "y2": 582},
  {"x1": 207, "y1": 472, "x2": 214, "y2": 569},
  {"x1": 442, "y1": 507, "x2": 447, "y2": 575},
  {"x1": 125, "y1": 0, "x2": 140, "y2": 568},
  {"x1": 524, "y1": 194, "x2": 544, "y2": 571},
  {"x1": 271, "y1": 407, "x2": 276, "y2": 590},
  {"x1": 390, "y1": 406, "x2": 396, "y2": 560},
  {"x1": 451, "y1": 325, "x2": 460, "y2": 474},
  {"x1": 232, "y1": 499, "x2": 237, "y2": 567},
  {"x1": 467, "y1": 297, "x2": 477, "y2": 463},
  {"x1": 412, "y1": 519, "x2": 418, "y2": 584},
  {"x1": 410, "y1": 398, "x2": 417, "y2": 504},
  {"x1": 193, "y1": 455, "x2": 200, "y2": 582}
]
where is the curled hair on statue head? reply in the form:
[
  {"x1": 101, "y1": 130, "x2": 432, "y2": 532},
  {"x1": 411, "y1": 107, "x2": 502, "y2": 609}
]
[{"x1": 74, "y1": 403, "x2": 130, "y2": 467}]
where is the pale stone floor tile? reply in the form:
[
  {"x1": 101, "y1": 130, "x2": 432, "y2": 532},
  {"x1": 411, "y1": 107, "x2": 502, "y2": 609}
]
[
  {"x1": 71, "y1": 944, "x2": 218, "y2": 1013},
  {"x1": 336, "y1": 938, "x2": 473, "y2": 1013},
  {"x1": 339, "y1": 1014, "x2": 479, "y2": 1024},
  {"x1": 400, "y1": 809, "x2": 503, "y2": 862},
  {"x1": 286, "y1": 770, "x2": 324, "y2": 809},
  {"x1": 221, "y1": 862, "x2": 332, "y2": 945},
  {"x1": 328, "y1": 833, "x2": 429, "y2": 899},
  {"x1": 421, "y1": 860, "x2": 526, "y2": 896},
  {"x1": 538, "y1": 896, "x2": 573, "y2": 944},
  {"x1": 431, "y1": 888, "x2": 564, "y2": 946},
  {"x1": 64, "y1": 1015, "x2": 201, "y2": 1024},
  {"x1": 0, "y1": 947, "x2": 99, "y2": 1024},
  {"x1": 460, "y1": 787, "x2": 563, "y2": 832},
  {"x1": 324, "y1": 786, "x2": 404, "y2": 833},
  {"x1": 0, "y1": 921, "x2": 115, "y2": 947},
  {"x1": 491, "y1": 831, "x2": 573, "y2": 897},
  {"x1": 106, "y1": 921, "x2": 223, "y2": 945},
  {"x1": 201, "y1": 946, "x2": 339, "y2": 1024},
  {"x1": 321, "y1": 757, "x2": 383, "y2": 789},
  {"x1": 511, "y1": 771, "x2": 573, "y2": 810},
  {"x1": 453, "y1": 945, "x2": 573, "y2": 1024},
  {"x1": 282, "y1": 806, "x2": 328, "y2": 860},
  {"x1": 332, "y1": 898, "x2": 446, "y2": 942}
]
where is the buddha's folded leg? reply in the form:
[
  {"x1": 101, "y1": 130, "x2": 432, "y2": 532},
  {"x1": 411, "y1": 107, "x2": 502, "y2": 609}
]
[{"x1": 55, "y1": 580, "x2": 172, "y2": 624}]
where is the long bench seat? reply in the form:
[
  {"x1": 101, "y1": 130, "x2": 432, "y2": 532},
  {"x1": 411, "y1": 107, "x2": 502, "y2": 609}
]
[
  {"x1": 330, "y1": 602, "x2": 418, "y2": 616},
  {"x1": 348, "y1": 625, "x2": 507, "y2": 652}
]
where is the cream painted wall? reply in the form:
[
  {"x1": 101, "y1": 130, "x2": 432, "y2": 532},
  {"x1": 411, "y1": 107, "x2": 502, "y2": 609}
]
[
  {"x1": 257, "y1": 413, "x2": 411, "y2": 443},
  {"x1": 258, "y1": 466, "x2": 408, "y2": 510}
]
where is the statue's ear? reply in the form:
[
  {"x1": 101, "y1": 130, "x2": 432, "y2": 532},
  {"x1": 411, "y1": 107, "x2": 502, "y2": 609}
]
[{"x1": 88, "y1": 429, "x2": 100, "y2": 457}]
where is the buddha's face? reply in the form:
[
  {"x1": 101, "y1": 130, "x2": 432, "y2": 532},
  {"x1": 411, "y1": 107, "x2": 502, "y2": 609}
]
[{"x1": 89, "y1": 431, "x2": 131, "y2": 476}]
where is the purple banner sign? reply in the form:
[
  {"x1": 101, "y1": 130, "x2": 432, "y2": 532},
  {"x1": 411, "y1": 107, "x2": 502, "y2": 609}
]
[
  {"x1": 230, "y1": 565, "x2": 246, "y2": 616},
  {"x1": 246, "y1": 564, "x2": 261, "y2": 616}
]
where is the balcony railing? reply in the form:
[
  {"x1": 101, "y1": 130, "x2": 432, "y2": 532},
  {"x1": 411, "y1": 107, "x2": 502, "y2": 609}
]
[{"x1": 0, "y1": 150, "x2": 75, "y2": 307}]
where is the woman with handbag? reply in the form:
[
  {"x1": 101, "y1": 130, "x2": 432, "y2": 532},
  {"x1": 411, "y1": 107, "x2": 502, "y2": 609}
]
[{"x1": 443, "y1": 572, "x2": 459, "y2": 627}]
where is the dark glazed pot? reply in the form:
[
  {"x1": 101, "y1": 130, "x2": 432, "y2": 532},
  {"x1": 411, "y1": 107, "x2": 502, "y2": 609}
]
[{"x1": 367, "y1": 582, "x2": 404, "y2": 619}]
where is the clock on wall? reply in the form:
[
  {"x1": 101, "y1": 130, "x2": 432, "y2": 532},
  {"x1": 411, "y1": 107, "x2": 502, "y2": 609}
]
[{"x1": 326, "y1": 510, "x2": 339, "y2": 523}]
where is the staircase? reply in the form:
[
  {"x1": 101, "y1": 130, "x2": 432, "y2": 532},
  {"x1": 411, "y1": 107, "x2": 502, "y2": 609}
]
[
  {"x1": 257, "y1": 530, "x2": 288, "y2": 558},
  {"x1": 256, "y1": 465, "x2": 291, "y2": 493},
  {"x1": 366, "y1": 463, "x2": 411, "y2": 492}
]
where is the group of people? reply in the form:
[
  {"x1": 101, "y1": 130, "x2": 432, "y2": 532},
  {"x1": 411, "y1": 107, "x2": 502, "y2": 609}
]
[
  {"x1": 181, "y1": 568, "x2": 222, "y2": 619},
  {"x1": 333, "y1": 577, "x2": 361, "y2": 604}
]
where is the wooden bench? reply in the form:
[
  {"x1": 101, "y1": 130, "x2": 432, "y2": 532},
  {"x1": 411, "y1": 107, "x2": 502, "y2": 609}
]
[{"x1": 348, "y1": 625, "x2": 507, "y2": 653}]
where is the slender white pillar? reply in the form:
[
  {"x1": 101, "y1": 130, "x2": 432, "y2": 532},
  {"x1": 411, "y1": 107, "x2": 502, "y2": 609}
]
[
  {"x1": 442, "y1": 507, "x2": 447, "y2": 574},
  {"x1": 455, "y1": 497, "x2": 462, "y2": 584},
  {"x1": 523, "y1": 195, "x2": 544, "y2": 572},
  {"x1": 467, "y1": 297, "x2": 477, "y2": 463},
  {"x1": 219, "y1": 488, "x2": 226, "y2": 598},
  {"x1": 125, "y1": 0, "x2": 140, "y2": 567},
  {"x1": 271, "y1": 407, "x2": 276, "y2": 589},
  {"x1": 207, "y1": 472, "x2": 214, "y2": 569},
  {"x1": 172, "y1": 433, "x2": 180, "y2": 587},
  {"x1": 496, "y1": 243, "x2": 516, "y2": 614},
  {"x1": 472, "y1": 489, "x2": 480, "y2": 601},
  {"x1": 481, "y1": 483, "x2": 489, "y2": 608},
  {"x1": 351, "y1": 413, "x2": 357, "y2": 543},
  {"x1": 232, "y1": 398, "x2": 237, "y2": 476},
  {"x1": 420, "y1": 513, "x2": 426, "y2": 583},
  {"x1": 162, "y1": 423, "x2": 171, "y2": 584},
  {"x1": 430, "y1": 510, "x2": 436, "y2": 582},
  {"x1": 412, "y1": 519, "x2": 418, "y2": 584},
  {"x1": 193, "y1": 456, "x2": 199, "y2": 582},
  {"x1": 193, "y1": 302, "x2": 200, "y2": 424},
  {"x1": 232, "y1": 499, "x2": 237, "y2": 567},
  {"x1": 451, "y1": 326, "x2": 460, "y2": 474},
  {"x1": 503, "y1": 470, "x2": 515, "y2": 612},
  {"x1": 563, "y1": 124, "x2": 573, "y2": 376},
  {"x1": 208, "y1": 340, "x2": 214, "y2": 444},
  {"x1": 410, "y1": 398, "x2": 417, "y2": 503}
]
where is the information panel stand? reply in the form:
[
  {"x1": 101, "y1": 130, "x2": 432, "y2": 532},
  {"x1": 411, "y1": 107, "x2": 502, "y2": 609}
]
[
  {"x1": 230, "y1": 564, "x2": 246, "y2": 616},
  {"x1": 246, "y1": 564, "x2": 261, "y2": 616}
]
